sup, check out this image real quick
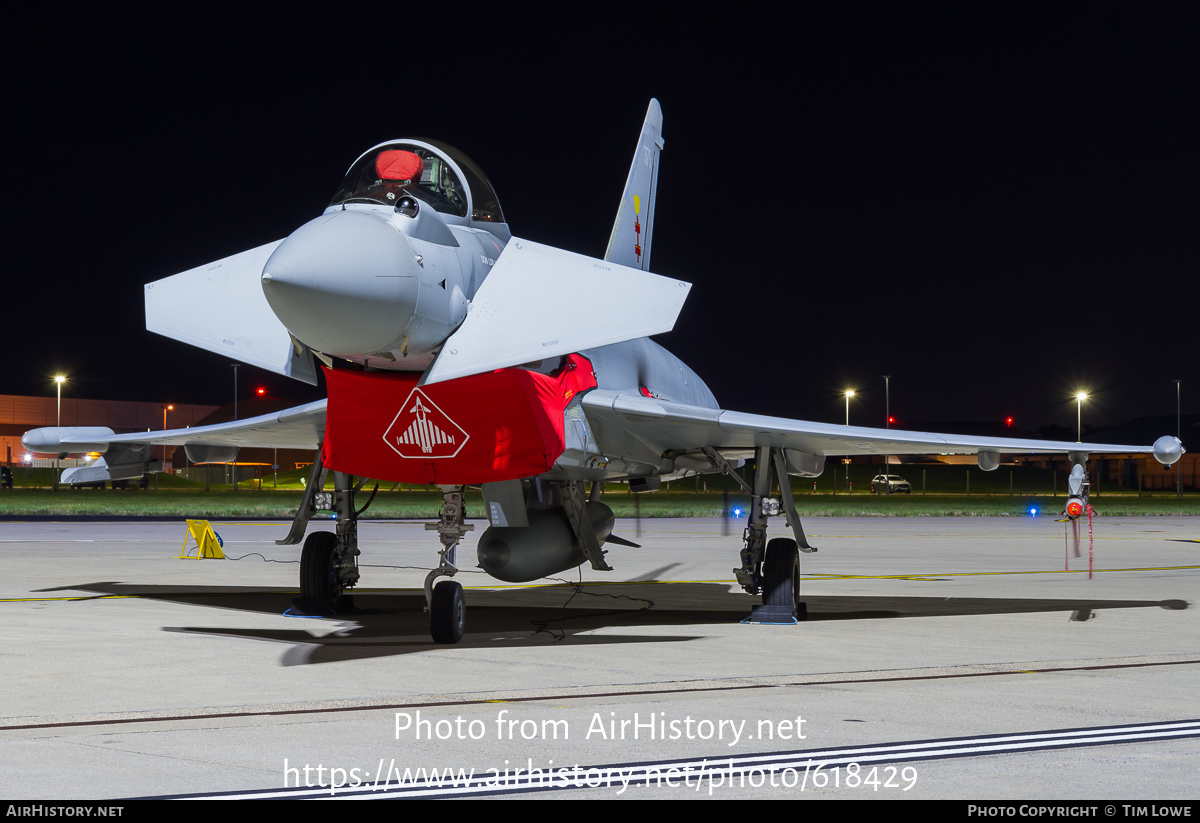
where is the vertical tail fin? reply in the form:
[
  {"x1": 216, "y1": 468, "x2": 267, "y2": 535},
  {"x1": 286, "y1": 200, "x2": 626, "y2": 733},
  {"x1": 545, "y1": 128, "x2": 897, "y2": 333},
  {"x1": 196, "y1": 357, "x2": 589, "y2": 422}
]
[{"x1": 604, "y1": 99, "x2": 663, "y2": 271}]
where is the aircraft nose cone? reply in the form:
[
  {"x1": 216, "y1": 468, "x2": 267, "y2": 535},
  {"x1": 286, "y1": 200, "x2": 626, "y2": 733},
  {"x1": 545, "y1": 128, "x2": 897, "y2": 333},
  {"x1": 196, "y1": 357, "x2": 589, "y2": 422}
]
[{"x1": 262, "y1": 210, "x2": 419, "y2": 355}]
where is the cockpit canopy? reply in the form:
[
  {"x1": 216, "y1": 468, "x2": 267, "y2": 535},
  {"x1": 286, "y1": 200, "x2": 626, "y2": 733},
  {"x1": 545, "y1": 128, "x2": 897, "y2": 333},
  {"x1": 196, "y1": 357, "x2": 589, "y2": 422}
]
[{"x1": 328, "y1": 139, "x2": 505, "y2": 226}]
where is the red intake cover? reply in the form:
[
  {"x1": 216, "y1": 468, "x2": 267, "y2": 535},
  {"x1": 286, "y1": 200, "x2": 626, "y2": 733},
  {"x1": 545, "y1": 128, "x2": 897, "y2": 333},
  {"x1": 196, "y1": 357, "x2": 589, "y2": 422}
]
[{"x1": 322, "y1": 355, "x2": 597, "y2": 484}]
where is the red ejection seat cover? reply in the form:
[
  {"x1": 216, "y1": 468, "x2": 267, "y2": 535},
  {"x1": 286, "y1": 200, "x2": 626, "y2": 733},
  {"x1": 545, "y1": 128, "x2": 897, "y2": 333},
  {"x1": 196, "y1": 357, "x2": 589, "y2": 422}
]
[
  {"x1": 375, "y1": 150, "x2": 423, "y2": 182},
  {"x1": 322, "y1": 355, "x2": 597, "y2": 484}
]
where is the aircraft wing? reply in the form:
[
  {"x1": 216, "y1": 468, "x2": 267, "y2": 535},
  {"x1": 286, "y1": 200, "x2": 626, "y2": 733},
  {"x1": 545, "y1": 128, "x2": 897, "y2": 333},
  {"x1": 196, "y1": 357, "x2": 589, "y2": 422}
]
[
  {"x1": 100, "y1": 401, "x2": 326, "y2": 451},
  {"x1": 581, "y1": 389, "x2": 1170, "y2": 470},
  {"x1": 22, "y1": 401, "x2": 326, "y2": 485},
  {"x1": 24, "y1": 401, "x2": 326, "y2": 453},
  {"x1": 26, "y1": 387, "x2": 1176, "y2": 487}
]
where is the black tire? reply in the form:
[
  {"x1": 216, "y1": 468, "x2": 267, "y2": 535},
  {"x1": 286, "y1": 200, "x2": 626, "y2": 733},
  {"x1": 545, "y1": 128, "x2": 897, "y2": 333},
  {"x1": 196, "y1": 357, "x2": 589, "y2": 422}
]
[
  {"x1": 300, "y1": 531, "x2": 342, "y2": 606},
  {"x1": 762, "y1": 537, "x2": 800, "y2": 618},
  {"x1": 430, "y1": 580, "x2": 465, "y2": 644}
]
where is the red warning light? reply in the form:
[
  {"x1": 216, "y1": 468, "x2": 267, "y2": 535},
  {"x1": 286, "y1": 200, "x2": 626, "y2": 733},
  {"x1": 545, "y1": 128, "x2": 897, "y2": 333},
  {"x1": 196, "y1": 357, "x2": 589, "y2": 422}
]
[
  {"x1": 888, "y1": 416, "x2": 895, "y2": 424},
  {"x1": 1005, "y1": 416, "x2": 1014, "y2": 427},
  {"x1": 257, "y1": 388, "x2": 266, "y2": 396}
]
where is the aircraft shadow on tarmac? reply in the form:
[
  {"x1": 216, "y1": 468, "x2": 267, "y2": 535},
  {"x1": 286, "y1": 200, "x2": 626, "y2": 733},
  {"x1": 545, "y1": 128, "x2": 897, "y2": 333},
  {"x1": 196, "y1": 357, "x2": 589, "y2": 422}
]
[{"x1": 37, "y1": 579, "x2": 1188, "y2": 666}]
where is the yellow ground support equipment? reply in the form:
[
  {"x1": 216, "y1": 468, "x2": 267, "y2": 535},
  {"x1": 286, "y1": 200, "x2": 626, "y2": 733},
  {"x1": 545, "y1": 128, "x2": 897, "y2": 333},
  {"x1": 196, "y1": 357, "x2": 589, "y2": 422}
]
[{"x1": 179, "y1": 519, "x2": 226, "y2": 559}]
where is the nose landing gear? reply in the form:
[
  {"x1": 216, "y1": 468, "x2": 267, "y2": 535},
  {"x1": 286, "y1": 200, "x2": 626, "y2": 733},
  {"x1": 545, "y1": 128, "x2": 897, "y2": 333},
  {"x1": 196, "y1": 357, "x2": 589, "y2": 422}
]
[
  {"x1": 423, "y1": 487, "x2": 473, "y2": 644},
  {"x1": 281, "y1": 452, "x2": 474, "y2": 643}
]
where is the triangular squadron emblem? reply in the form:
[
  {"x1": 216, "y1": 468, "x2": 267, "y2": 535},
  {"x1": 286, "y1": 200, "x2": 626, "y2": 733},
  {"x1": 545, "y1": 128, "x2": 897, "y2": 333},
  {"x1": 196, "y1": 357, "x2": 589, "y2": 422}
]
[{"x1": 382, "y1": 388, "x2": 470, "y2": 459}]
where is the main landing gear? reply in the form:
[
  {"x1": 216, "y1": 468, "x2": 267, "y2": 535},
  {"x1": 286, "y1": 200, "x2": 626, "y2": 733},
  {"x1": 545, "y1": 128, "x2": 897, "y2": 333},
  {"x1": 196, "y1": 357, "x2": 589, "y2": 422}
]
[
  {"x1": 281, "y1": 460, "x2": 369, "y2": 616},
  {"x1": 279, "y1": 454, "x2": 473, "y2": 644},
  {"x1": 704, "y1": 445, "x2": 815, "y2": 624}
]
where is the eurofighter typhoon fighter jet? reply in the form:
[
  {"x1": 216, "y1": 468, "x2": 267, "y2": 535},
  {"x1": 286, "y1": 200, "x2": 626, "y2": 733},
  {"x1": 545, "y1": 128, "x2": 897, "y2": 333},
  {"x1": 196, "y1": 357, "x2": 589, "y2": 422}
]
[{"x1": 24, "y1": 101, "x2": 1184, "y2": 643}]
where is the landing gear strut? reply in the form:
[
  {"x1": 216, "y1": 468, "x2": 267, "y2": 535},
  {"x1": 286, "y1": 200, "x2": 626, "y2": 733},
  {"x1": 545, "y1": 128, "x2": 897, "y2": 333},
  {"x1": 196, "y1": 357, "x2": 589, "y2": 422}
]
[
  {"x1": 423, "y1": 487, "x2": 474, "y2": 644},
  {"x1": 705, "y1": 445, "x2": 815, "y2": 624},
  {"x1": 280, "y1": 455, "x2": 366, "y2": 616},
  {"x1": 280, "y1": 452, "x2": 473, "y2": 643}
]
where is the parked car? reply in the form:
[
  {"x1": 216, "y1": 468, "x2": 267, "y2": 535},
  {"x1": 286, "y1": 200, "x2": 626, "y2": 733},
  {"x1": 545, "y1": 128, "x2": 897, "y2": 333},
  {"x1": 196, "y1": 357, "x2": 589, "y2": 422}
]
[{"x1": 870, "y1": 474, "x2": 911, "y2": 494}]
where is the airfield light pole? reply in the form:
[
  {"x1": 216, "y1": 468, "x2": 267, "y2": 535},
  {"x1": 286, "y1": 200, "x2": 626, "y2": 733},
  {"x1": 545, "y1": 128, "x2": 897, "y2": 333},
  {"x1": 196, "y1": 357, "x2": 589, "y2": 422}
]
[
  {"x1": 54, "y1": 375, "x2": 66, "y2": 492},
  {"x1": 161, "y1": 404, "x2": 173, "y2": 470},
  {"x1": 883, "y1": 376, "x2": 891, "y2": 494},
  {"x1": 883, "y1": 376, "x2": 890, "y2": 429},
  {"x1": 844, "y1": 390, "x2": 856, "y2": 494},
  {"x1": 54, "y1": 375, "x2": 65, "y2": 426},
  {"x1": 1075, "y1": 391, "x2": 1088, "y2": 443}
]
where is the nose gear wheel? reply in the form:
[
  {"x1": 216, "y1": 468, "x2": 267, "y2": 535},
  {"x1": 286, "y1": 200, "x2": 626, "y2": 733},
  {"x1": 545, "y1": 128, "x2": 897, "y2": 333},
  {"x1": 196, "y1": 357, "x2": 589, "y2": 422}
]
[{"x1": 430, "y1": 580, "x2": 465, "y2": 644}]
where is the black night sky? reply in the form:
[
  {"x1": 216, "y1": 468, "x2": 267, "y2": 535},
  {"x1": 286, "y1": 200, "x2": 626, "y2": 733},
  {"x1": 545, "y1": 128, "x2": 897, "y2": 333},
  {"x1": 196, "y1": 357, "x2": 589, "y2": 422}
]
[{"x1": 8, "y1": 7, "x2": 1198, "y2": 436}]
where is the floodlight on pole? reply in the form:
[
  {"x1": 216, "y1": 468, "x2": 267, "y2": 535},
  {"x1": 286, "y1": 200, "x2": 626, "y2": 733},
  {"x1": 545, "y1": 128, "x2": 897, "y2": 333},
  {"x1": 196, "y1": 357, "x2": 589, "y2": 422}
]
[
  {"x1": 882, "y1": 376, "x2": 890, "y2": 429},
  {"x1": 1075, "y1": 391, "x2": 1088, "y2": 443},
  {"x1": 161, "y1": 405, "x2": 174, "y2": 464},
  {"x1": 53, "y1": 375, "x2": 66, "y2": 492},
  {"x1": 54, "y1": 375, "x2": 66, "y2": 427},
  {"x1": 845, "y1": 389, "x2": 855, "y2": 426},
  {"x1": 882, "y1": 375, "x2": 892, "y2": 480}
]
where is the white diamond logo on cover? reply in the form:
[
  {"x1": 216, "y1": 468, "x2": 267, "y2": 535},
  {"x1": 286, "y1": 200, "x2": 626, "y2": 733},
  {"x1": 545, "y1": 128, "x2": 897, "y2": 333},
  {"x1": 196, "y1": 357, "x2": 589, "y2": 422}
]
[{"x1": 382, "y1": 388, "x2": 470, "y2": 459}]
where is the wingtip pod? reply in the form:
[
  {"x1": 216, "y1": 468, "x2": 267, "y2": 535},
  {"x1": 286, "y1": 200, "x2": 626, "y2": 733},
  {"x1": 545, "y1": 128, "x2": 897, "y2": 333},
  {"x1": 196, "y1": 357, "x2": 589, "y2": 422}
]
[
  {"x1": 21, "y1": 427, "x2": 116, "y2": 455},
  {"x1": 1153, "y1": 435, "x2": 1185, "y2": 467}
]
